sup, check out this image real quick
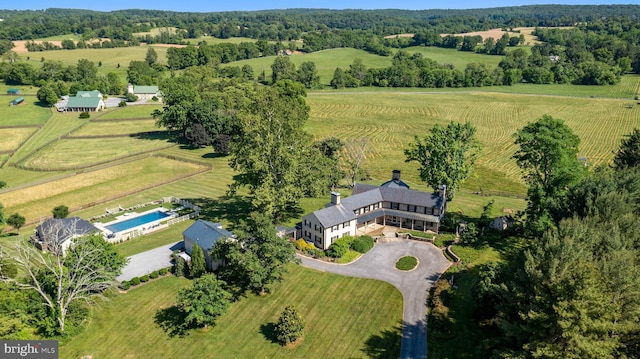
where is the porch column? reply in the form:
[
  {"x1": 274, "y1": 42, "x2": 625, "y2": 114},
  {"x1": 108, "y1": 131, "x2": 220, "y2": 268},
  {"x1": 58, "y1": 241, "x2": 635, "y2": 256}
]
[{"x1": 411, "y1": 219, "x2": 414, "y2": 230}]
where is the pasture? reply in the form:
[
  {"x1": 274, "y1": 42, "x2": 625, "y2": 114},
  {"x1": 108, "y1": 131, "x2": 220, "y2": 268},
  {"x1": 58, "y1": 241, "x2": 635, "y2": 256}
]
[
  {"x1": 71, "y1": 119, "x2": 159, "y2": 136},
  {"x1": 60, "y1": 266, "x2": 403, "y2": 359},
  {"x1": 225, "y1": 46, "x2": 505, "y2": 85},
  {"x1": 0, "y1": 96, "x2": 51, "y2": 126}
]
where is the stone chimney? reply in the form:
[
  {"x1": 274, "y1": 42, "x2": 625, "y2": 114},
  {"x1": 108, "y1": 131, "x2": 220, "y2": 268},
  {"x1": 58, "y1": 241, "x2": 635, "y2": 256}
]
[
  {"x1": 330, "y1": 191, "x2": 341, "y2": 205},
  {"x1": 439, "y1": 185, "x2": 447, "y2": 199},
  {"x1": 392, "y1": 170, "x2": 401, "y2": 181}
]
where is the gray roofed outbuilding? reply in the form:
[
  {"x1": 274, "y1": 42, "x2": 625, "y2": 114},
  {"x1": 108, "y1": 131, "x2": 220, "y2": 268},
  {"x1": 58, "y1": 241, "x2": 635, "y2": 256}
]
[{"x1": 183, "y1": 219, "x2": 234, "y2": 254}]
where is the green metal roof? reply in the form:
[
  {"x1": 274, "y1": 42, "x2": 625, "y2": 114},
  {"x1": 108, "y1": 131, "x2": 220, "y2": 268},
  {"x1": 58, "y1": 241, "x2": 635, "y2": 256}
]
[
  {"x1": 10, "y1": 97, "x2": 24, "y2": 103},
  {"x1": 133, "y1": 86, "x2": 159, "y2": 94},
  {"x1": 76, "y1": 90, "x2": 102, "y2": 98},
  {"x1": 7, "y1": 88, "x2": 20, "y2": 93},
  {"x1": 67, "y1": 96, "x2": 101, "y2": 108}
]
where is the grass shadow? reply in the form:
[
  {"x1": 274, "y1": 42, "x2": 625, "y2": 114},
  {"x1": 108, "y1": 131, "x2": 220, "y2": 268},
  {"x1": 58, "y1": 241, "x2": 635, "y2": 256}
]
[
  {"x1": 154, "y1": 305, "x2": 190, "y2": 338},
  {"x1": 259, "y1": 322, "x2": 278, "y2": 344},
  {"x1": 361, "y1": 322, "x2": 402, "y2": 359},
  {"x1": 182, "y1": 195, "x2": 252, "y2": 231},
  {"x1": 129, "y1": 131, "x2": 179, "y2": 142}
]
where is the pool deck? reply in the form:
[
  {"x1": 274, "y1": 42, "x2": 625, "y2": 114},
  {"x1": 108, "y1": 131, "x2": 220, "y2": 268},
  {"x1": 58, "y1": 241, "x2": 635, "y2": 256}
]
[{"x1": 93, "y1": 207, "x2": 177, "y2": 243}]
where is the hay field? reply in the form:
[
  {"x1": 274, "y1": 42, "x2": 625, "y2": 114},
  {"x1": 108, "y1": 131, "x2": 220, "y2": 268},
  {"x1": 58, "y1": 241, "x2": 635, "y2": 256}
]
[
  {"x1": 21, "y1": 136, "x2": 175, "y2": 170},
  {"x1": 0, "y1": 127, "x2": 38, "y2": 152},
  {"x1": 306, "y1": 91, "x2": 640, "y2": 193},
  {"x1": 0, "y1": 156, "x2": 206, "y2": 223},
  {"x1": 404, "y1": 46, "x2": 504, "y2": 68},
  {"x1": 72, "y1": 119, "x2": 159, "y2": 136}
]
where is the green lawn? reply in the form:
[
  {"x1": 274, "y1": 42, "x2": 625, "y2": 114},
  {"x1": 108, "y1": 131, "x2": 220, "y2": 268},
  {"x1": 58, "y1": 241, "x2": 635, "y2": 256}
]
[
  {"x1": 0, "y1": 96, "x2": 51, "y2": 126},
  {"x1": 61, "y1": 266, "x2": 403, "y2": 359},
  {"x1": 115, "y1": 220, "x2": 194, "y2": 257},
  {"x1": 0, "y1": 127, "x2": 39, "y2": 152},
  {"x1": 98, "y1": 104, "x2": 162, "y2": 120},
  {"x1": 24, "y1": 45, "x2": 170, "y2": 79},
  {"x1": 71, "y1": 119, "x2": 159, "y2": 136}
]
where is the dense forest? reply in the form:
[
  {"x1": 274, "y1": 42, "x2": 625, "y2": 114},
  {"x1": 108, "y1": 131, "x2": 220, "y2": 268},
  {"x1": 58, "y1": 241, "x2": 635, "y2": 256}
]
[{"x1": 1, "y1": 5, "x2": 640, "y2": 41}]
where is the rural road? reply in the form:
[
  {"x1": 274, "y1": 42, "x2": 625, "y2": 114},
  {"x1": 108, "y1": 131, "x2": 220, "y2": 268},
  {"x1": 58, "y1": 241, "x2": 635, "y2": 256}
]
[{"x1": 298, "y1": 238, "x2": 451, "y2": 359}]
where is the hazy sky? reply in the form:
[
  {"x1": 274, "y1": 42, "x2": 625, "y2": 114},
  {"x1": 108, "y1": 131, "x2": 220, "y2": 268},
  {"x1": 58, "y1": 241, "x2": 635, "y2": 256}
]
[{"x1": 1, "y1": 1, "x2": 635, "y2": 12}]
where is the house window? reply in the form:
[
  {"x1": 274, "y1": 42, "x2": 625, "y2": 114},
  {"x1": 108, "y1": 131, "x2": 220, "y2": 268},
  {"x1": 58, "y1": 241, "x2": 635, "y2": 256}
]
[
  {"x1": 391, "y1": 202, "x2": 399, "y2": 210},
  {"x1": 331, "y1": 235, "x2": 339, "y2": 241},
  {"x1": 373, "y1": 202, "x2": 379, "y2": 210},
  {"x1": 342, "y1": 221, "x2": 349, "y2": 228},
  {"x1": 332, "y1": 225, "x2": 338, "y2": 232},
  {"x1": 364, "y1": 206, "x2": 369, "y2": 213},
  {"x1": 408, "y1": 205, "x2": 415, "y2": 212},
  {"x1": 305, "y1": 220, "x2": 311, "y2": 227}
]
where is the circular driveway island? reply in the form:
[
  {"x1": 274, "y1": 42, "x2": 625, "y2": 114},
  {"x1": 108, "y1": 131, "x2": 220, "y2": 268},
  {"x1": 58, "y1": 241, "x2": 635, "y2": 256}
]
[{"x1": 297, "y1": 238, "x2": 451, "y2": 359}]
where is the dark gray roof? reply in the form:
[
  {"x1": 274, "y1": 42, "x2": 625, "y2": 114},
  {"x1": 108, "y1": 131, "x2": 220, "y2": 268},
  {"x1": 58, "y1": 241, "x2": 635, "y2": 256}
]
[
  {"x1": 379, "y1": 186, "x2": 443, "y2": 209},
  {"x1": 341, "y1": 188, "x2": 383, "y2": 211},
  {"x1": 380, "y1": 178, "x2": 410, "y2": 189},
  {"x1": 311, "y1": 204, "x2": 356, "y2": 228},
  {"x1": 183, "y1": 220, "x2": 234, "y2": 252},
  {"x1": 36, "y1": 217, "x2": 99, "y2": 244},
  {"x1": 351, "y1": 183, "x2": 378, "y2": 195}
]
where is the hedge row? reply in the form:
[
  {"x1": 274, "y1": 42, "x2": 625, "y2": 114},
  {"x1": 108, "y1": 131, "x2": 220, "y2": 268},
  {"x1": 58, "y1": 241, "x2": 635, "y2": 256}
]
[{"x1": 119, "y1": 267, "x2": 170, "y2": 290}]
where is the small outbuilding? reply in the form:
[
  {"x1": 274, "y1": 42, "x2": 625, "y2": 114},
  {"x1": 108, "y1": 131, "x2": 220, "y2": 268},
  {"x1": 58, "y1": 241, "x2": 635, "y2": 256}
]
[
  {"x1": 182, "y1": 220, "x2": 235, "y2": 271},
  {"x1": 9, "y1": 96, "x2": 24, "y2": 106},
  {"x1": 7, "y1": 88, "x2": 21, "y2": 95},
  {"x1": 127, "y1": 84, "x2": 160, "y2": 100}
]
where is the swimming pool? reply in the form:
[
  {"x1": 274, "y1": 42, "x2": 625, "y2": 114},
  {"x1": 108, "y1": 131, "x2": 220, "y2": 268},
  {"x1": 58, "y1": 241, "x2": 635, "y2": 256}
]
[{"x1": 105, "y1": 210, "x2": 170, "y2": 233}]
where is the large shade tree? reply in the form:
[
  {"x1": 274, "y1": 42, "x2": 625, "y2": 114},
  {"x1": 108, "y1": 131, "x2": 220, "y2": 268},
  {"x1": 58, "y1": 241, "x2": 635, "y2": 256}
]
[
  {"x1": 513, "y1": 115, "x2": 584, "y2": 234},
  {"x1": 404, "y1": 121, "x2": 481, "y2": 200},
  {"x1": 176, "y1": 274, "x2": 231, "y2": 329},
  {"x1": 229, "y1": 80, "x2": 333, "y2": 220},
  {"x1": 613, "y1": 128, "x2": 640, "y2": 169}
]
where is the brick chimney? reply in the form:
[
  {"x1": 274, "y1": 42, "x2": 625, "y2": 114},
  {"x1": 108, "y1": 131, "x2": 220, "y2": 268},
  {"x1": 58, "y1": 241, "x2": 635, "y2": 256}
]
[
  {"x1": 330, "y1": 191, "x2": 341, "y2": 205},
  {"x1": 392, "y1": 170, "x2": 401, "y2": 181}
]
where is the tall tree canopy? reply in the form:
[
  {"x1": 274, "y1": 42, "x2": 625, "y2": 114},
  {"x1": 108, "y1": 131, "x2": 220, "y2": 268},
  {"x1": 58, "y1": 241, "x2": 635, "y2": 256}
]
[
  {"x1": 176, "y1": 274, "x2": 231, "y2": 329},
  {"x1": 404, "y1": 121, "x2": 480, "y2": 200},
  {"x1": 213, "y1": 212, "x2": 296, "y2": 296},
  {"x1": 513, "y1": 115, "x2": 584, "y2": 234},
  {"x1": 475, "y1": 165, "x2": 640, "y2": 358},
  {"x1": 229, "y1": 80, "x2": 333, "y2": 220}
]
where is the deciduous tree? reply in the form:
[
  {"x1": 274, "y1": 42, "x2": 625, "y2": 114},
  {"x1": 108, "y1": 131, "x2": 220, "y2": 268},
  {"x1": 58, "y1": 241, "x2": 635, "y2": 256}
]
[
  {"x1": 1, "y1": 229, "x2": 126, "y2": 333},
  {"x1": 6, "y1": 213, "x2": 25, "y2": 233},
  {"x1": 52, "y1": 205, "x2": 69, "y2": 219},
  {"x1": 176, "y1": 274, "x2": 231, "y2": 329},
  {"x1": 405, "y1": 121, "x2": 481, "y2": 200},
  {"x1": 513, "y1": 115, "x2": 583, "y2": 234}
]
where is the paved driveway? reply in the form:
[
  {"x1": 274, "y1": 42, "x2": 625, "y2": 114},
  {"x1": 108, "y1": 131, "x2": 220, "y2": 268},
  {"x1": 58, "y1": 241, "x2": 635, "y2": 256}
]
[
  {"x1": 116, "y1": 241, "x2": 183, "y2": 281},
  {"x1": 298, "y1": 239, "x2": 451, "y2": 359}
]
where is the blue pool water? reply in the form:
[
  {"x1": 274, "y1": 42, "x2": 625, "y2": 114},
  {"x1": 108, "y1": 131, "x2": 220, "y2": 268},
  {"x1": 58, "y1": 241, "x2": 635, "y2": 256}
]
[{"x1": 105, "y1": 211, "x2": 170, "y2": 233}]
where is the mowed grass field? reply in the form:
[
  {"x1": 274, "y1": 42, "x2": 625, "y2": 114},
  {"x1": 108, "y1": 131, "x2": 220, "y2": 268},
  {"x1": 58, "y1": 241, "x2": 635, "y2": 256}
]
[
  {"x1": 305, "y1": 90, "x2": 640, "y2": 193},
  {"x1": 71, "y1": 119, "x2": 159, "y2": 136},
  {"x1": 61, "y1": 266, "x2": 403, "y2": 359},
  {"x1": 0, "y1": 127, "x2": 38, "y2": 152},
  {"x1": 0, "y1": 96, "x2": 51, "y2": 126}
]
